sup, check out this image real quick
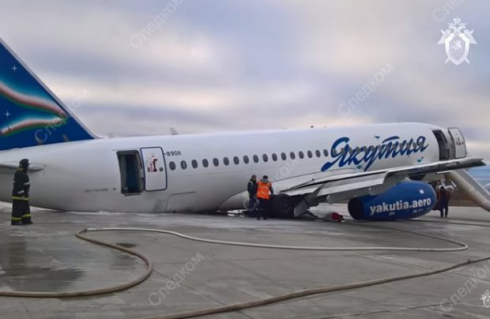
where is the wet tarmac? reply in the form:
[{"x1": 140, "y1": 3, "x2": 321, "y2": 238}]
[{"x1": 2, "y1": 204, "x2": 490, "y2": 318}]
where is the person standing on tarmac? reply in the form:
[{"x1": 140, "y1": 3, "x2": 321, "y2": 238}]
[
  {"x1": 11, "y1": 159, "x2": 32, "y2": 226},
  {"x1": 438, "y1": 186, "x2": 450, "y2": 218},
  {"x1": 256, "y1": 175, "x2": 273, "y2": 220},
  {"x1": 247, "y1": 175, "x2": 258, "y2": 218}
]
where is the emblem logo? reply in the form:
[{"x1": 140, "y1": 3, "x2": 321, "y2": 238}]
[
  {"x1": 438, "y1": 18, "x2": 477, "y2": 65},
  {"x1": 321, "y1": 135, "x2": 428, "y2": 172}
]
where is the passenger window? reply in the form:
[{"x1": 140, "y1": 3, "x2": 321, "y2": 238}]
[
  {"x1": 213, "y1": 158, "x2": 219, "y2": 167},
  {"x1": 272, "y1": 153, "x2": 278, "y2": 161},
  {"x1": 233, "y1": 156, "x2": 240, "y2": 165},
  {"x1": 281, "y1": 153, "x2": 287, "y2": 160},
  {"x1": 202, "y1": 159, "x2": 209, "y2": 168},
  {"x1": 290, "y1": 152, "x2": 296, "y2": 160},
  {"x1": 181, "y1": 161, "x2": 187, "y2": 170},
  {"x1": 299, "y1": 151, "x2": 304, "y2": 159},
  {"x1": 169, "y1": 161, "x2": 176, "y2": 170},
  {"x1": 263, "y1": 154, "x2": 268, "y2": 162},
  {"x1": 307, "y1": 150, "x2": 313, "y2": 158},
  {"x1": 253, "y1": 155, "x2": 259, "y2": 163},
  {"x1": 223, "y1": 157, "x2": 230, "y2": 166},
  {"x1": 323, "y1": 149, "x2": 328, "y2": 157},
  {"x1": 191, "y1": 160, "x2": 198, "y2": 169},
  {"x1": 315, "y1": 150, "x2": 321, "y2": 158},
  {"x1": 244, "y1": 155, "x2": 250, "y2": 164}
]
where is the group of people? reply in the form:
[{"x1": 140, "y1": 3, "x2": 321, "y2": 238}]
[{"x1": 247, "y1": 175, "x2": 273, "y2": 220}]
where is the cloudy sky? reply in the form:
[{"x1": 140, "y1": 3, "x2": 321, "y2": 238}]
[{"x1": 0, "y1": 0, "x2": 489, "y2": 159}]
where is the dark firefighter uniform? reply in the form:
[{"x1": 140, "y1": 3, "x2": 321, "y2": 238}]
[
  {"x1": 247, "y1": 175, "x2": 258, "y2": 217},
  {"x1": 437, "y1": 186, "x2": 450, "y2": 219},
  {"x1": 11, "y1": 159, "x2": 32, "y2": 226}
]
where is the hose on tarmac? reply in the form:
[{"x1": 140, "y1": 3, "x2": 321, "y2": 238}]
[
  {"x1": 81, "y1": 225, "x2": 469, "y2": 252},
  {"x1": 0, "y1": 223, "x2": 486, "y2": 319},
  {"x1": 0, "y1": 229, "x2": 154, "y2": 298},
  {"x1": 140, "y1": 255, "x2": 490, "y2": 319}
]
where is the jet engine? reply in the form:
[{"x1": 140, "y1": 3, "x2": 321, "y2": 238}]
[{"x1": 347, "y1": 181, "x2": 436, "y2": 221}]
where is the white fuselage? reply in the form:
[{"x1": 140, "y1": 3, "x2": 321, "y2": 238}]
[{"x1": 0, "y1": 123, "x2": 445, "y2": 213}]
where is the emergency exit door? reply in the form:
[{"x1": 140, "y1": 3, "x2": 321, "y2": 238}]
[
  {"x1": 448, "y1": 128, "x2": 467, "y2": 159},
  {"x1": 141, "y1": 147, "x2": 167, "y2": 191}
]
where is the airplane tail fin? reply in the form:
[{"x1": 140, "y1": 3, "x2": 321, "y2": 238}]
[{"x1": 0, "y1": 39, "x2": 94, "y2": 151}]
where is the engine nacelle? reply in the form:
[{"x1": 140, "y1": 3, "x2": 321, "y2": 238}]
[{"x1": 348, "y1": 181, "x2": 436, "y2": 221}]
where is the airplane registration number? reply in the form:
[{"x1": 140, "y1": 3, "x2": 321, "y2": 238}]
[{"x1": 165, "y1": 151, "x2": 182, "y2": 157}]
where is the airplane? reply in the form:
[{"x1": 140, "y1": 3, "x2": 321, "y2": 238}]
[{"x1": 0, "y1": 38, "x2": 488, "y2": 221}]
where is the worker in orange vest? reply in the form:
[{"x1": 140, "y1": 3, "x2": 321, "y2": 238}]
[{"x1": 256, "y1": 175, "x2": 273, "y2": 220}]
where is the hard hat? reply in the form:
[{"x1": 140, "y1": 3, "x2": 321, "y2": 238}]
[{"x1": 19, "y1": 158, "x2": 29, "y2": 169}]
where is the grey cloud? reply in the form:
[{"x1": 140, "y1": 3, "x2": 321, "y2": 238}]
[{"x1": 0, "y1": 0, "x2": 489, "y2": 159}]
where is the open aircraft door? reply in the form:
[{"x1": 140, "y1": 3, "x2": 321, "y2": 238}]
[
  {"x1": 448, "y1": 127, "x2": 467, "y2": 159},
  {"x1": 141, "y1": 147, "x2": 168, "y2": 191}
]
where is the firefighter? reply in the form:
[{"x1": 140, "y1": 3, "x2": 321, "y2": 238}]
[
  {"x1": 256, "y1": 175, "x2": 273, "y2": 220},
  {"x1": 11, "y1": 159, "x2": 32, "y2": 226},
  {"x1": 247, "y1": 175, "x2": 258, "y2": 218}
]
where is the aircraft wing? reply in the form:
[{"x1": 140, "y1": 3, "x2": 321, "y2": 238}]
[
  {"x1": 0, "y1": 162, "x2": 44, "y2": 174},
  {"x1": 281, "y1": 157, "x2": 485, "y2": 203}
]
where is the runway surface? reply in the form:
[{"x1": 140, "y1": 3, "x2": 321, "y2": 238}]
[{"x1": 2, "y1": 204, "x2": 490, "y2": 319}]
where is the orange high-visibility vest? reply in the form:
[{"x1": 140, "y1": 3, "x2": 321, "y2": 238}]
[{"x1": 257, "y1": 181, "x2": 271, "y2": 199}]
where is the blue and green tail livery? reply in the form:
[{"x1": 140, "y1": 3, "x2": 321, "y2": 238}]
[{"x1": 0, "y1": 39, "x2": 94, "y2": 151}]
